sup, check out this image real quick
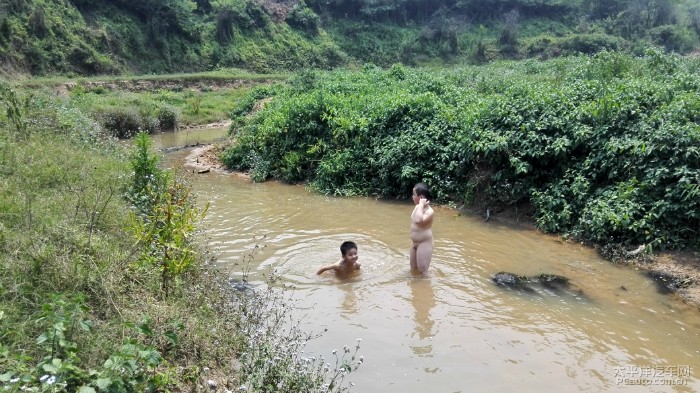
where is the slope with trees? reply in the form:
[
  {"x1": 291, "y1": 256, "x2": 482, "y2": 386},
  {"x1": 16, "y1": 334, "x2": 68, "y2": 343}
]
[{"x1": 1, "y1": 0, "x2": 698, "y2": 77}]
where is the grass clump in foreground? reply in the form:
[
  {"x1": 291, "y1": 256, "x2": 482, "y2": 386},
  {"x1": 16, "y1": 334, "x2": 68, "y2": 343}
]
[{"x1": 0, "y1": 85, "x2": 361, "y2": 392}]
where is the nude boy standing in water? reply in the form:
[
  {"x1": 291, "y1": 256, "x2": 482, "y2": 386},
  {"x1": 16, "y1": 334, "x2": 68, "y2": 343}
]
[{"x1": 410, "y1": 182, "x2": 434, "y2": 274}]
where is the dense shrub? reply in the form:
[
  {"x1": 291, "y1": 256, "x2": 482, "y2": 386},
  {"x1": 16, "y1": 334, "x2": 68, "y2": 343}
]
[
  {"x1": 560, "y1": 33, "x2": 627, "y2": 54},
  {"x1": 157, "y1": 105, "x2": 180, "y2": 131},
  {"x1": 286, "y1": 2, "x2": 321, "y2": 36},
  {"x1": 648, "y1": 25, "x2": 698, "y2": 53},
  {"x1": 97, "y1": 107, "x2": 145, "y2": 138},
  {"x1": 222, "y1": 53, "x2": 700, "y2": 250}
]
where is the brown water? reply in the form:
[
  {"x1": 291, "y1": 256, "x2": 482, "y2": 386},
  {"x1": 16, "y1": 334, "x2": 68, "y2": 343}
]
[
  {"x1": 150, "y1": 126, "x2": 229, "y2": 149},
  {"x1": 156, "y1": 130, "x2": 700, "y2": 393}
]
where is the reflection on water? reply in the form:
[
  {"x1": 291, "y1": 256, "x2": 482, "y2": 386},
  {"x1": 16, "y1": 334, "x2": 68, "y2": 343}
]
[
  {"x1": 159, "y1": 144, "x2": 700, "y2": 393},
  {"x1": 341, "y1": 282, "x2": 359, "y2": 319},
  {"x1": 408, "y1": 277, "x2": 436, "y2": 356}
]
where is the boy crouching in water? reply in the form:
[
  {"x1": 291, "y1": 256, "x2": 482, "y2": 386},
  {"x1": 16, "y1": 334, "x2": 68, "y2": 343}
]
[{"x1": 317, "y1": 241, "x2": 361, "y2": 276}]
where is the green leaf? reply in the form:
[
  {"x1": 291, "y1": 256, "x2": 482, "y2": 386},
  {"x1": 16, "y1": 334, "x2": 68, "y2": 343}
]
[
  {"x1": 78, "y1": 386, "x2": 97, "y2": 393},
  {"x1": 164, "y1": 330, "x2": 178, "y2": 346},
  {"x1": 80, "y1": 319, "x2": 94, "y2": 331},
  {"x1": 36, "y1": 332, "x2": 48, "y2": 345},
  {"x1": 138, "y1": 323, "x2": 153, "y2": 337},
  {"x1": 0, "y1": 372, "x2": 13, "y2": 382},
  {"x1": 95, "y1": 378, "x2": 112, "y2": 389}
]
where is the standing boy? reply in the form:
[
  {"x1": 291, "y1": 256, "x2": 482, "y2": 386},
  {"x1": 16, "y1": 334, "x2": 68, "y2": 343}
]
[
  {"x1": 410, "y1": 182, "x2": 434, "y2": 274},
  {"x1": 317, "y1": 241, "x2": 361, "y2": 276}
]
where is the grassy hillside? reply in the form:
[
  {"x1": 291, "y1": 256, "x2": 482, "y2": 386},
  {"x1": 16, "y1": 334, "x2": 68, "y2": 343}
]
[
  {"x1": 315, "y1": 0, "x2": 700, "y2": 67},
  {"x1": 1, "y1": 0, "x2": 698, "y2": 77},
  {"x1": 0, "y1": 0, "x2": 346, "y2": 77}
]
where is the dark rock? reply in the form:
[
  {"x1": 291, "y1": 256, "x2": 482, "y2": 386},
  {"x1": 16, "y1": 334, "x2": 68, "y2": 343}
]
[
  {"x1": 492, "y1": 272, "x2": 533, "y2": 292},
  {"x1": 535, "y1": 273, "x2": 570, "y2": 291},
  {"x1": 492, "y1": 271, "x2": 588, "y2": 301}
]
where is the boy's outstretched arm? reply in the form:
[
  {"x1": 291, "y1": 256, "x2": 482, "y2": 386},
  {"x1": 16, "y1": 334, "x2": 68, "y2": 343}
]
[{"x1": 317, "y1": 265, "x2": 335, "y2": 275}]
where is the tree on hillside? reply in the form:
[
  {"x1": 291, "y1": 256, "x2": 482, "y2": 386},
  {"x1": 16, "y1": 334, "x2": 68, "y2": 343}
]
[
  {"x1": 499, "y1": 8, "x2": 520, "y2": 54},
  {"x1": 104, "y1": 0, "x2": 198, "y2": 39},
  {"x1": 455, "y1": 0, "x2": 573, "y2": 19},
  {"x1": 584, "y1": 0, "x2": 630, "y2": 19},
  {"x1": 307, "y1": 0, "x2": 456, "y2": 21},
  {"x1": 690, "y1": 5, "x2": 700, "y2": 35}
]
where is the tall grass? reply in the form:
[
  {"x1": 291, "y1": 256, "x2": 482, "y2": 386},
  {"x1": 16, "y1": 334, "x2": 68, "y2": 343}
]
[{"x1": 0, "y1": 84, "x2": 361, "y2": 391}]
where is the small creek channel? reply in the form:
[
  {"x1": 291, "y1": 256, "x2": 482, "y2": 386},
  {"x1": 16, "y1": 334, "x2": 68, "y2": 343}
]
[{"x1": 152, "y1": 129, "x2": 700, "y2": 392}]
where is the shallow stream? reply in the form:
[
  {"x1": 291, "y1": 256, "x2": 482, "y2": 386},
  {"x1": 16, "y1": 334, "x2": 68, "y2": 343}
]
[{"x1": 154, "y1": 129, "x2": 700, "y2": 392}]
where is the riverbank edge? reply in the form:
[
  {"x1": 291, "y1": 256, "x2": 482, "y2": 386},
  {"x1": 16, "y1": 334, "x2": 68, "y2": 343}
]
[{"x1": 183, "y1": 142, "x2": 700, "y2": 311}]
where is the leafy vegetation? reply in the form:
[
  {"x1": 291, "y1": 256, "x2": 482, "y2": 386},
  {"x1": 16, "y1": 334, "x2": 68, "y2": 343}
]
[
  {"x1": 1, "y1": 0, "x2": 698, "y2": 77},
  {"x1": 222, "y1": 50, "x2": 700, "y2": 250},
  {"x1": 1, "y1": 1, "x2": 699, "y2": 388},
  {"x1": 0, "y1": 0, "x2": 346, "y2": 76},
  {"x1": 309, "y1": 0, "x2": 700, "y2": 67},
  {"x1": 0, "y1": 84, "x2": 361, "y2": 391},
  {"x1": 60, "y1": 74, "x2": 283, "y2": 137}
]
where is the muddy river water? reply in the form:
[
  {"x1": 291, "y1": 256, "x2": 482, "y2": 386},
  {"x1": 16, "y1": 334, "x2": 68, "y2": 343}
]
[{"x1": 153, "y1": 129, "x2": 700, "y2": 392}]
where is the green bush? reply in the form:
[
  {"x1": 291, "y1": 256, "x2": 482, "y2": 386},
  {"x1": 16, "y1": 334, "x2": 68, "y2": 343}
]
[
  {"x1": 97, "y1": 107, "x2": 146, "y2": 138},
  {"x1": 286, "y1": 3, "x2": 321, "y2": 36},
  {"x1": 157, "y1": 105, "x2": 180, "y2": 131},
  {"x1": 524, "y1": 35, "x2": 559, "y2": 58},
  {"x1": 221, "y1": 53, "x2": 700, "y2": 250},
  {"x1": 560, "y1": 33, "x2": 627, "y2": 54},
  {"x1": 648, "y1": 25, "x2": 698, "y2": 53}
]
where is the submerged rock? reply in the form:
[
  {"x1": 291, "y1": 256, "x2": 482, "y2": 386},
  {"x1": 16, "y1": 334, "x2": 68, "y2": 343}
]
[
  {"x1": 535, "y1": 273, "x2": 569, "y2": 290},
  {"x1": 492, "y1": 271, "x2": 587, "y2": 301},
  {"x1": 492, "y1": 272, "x2": 534, "y2": 292}
]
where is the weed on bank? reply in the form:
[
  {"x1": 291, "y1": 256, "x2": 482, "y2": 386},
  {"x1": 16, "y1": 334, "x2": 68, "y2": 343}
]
[{"x1": 0, "y1": 85, "x2": 360, "y2": 392}]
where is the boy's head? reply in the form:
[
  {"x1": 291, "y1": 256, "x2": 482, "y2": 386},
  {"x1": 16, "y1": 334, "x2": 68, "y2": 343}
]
[
  {"x1": 413, "y1": 182, "x2": 430, "y2": 199},
  {"x1": 340, "y1": 241, "x2": 358, "y2": 256}
]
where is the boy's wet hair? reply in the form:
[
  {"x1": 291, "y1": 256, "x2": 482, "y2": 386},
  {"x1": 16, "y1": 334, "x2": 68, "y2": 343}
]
[
  {"x1": 340, "y1": 241, "x2": 357, "y2": 256},
  {"x1": 414, "y1": 182, "x2": 431, "y2": 199}
]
